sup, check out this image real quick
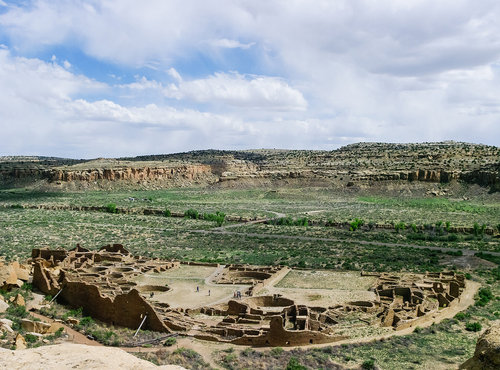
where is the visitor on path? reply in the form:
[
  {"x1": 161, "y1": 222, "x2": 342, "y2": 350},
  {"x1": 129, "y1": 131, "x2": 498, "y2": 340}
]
[
  {"x1": 208, "y1": 290, "x2": 211, "y2": 296},
  {"x1": 196, "y1": 286, "x2": 199, "y2": 292},
  {"x1": 150, "y1": 292, "x2": 154, "y2": 298}
]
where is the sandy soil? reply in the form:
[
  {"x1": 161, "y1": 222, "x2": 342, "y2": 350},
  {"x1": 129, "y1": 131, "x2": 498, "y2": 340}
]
[
  {"x1": 0, "y1": 343, "x2": 184, "y2": 370},
  {"x1": 133, "y1": 265, "x2": 249, "y2": 309},
  {"x1": 259, "y1": 286, "x2": 377, "y2": 307},
  {"x1": 262, "y1": 269, "x2": 377, "y2": 306},
  {"x1": 275, "y1": 270, "x2": 377, "y2": 290}
]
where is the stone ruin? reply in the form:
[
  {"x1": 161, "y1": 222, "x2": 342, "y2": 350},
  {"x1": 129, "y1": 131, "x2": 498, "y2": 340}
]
[{"x1": 31, "y1": 245, "x2": 467, "y2": 347}]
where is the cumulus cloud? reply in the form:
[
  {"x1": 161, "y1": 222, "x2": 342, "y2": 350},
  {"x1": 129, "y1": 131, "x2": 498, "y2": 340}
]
[
  {"x1": 118, "y1": 71, "x2": 307, "y2": 111},
  {"x1": 163, "y1": 71, "x2": 307, "y2": 110}
]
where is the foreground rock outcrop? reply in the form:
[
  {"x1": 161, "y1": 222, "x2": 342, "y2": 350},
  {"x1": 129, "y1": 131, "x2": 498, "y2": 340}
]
[
  {"x1": 460, "y1": 322, "x2": 500, "y2": 370},
  {"x1": 0, "y1": 343, "x2": 185, "y2": 369}
]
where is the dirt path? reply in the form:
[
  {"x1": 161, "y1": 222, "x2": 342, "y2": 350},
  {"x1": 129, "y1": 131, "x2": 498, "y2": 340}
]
[{"x1": 29, "y1": 312, "x2": 101, "y2": 347}]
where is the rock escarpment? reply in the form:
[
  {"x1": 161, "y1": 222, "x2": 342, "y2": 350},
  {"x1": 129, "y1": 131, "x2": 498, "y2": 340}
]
[{"x1": 1, "y1": 141, "x2": 498, "y2": 190}]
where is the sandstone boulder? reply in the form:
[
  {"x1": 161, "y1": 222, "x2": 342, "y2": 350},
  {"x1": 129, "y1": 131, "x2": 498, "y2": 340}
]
[
  {"x1": 66, "y1": 317, "x2": 80, "y2": 325},
  {"x1": 10, "y1": 293, "x2": 25, "y2": 306},
  {"x1": 0, "y1": 318, "x2": 14, "y2": 333},
  {"x1": 0, "y1": 299, "x2": 8, "y2": 313},
  {"x1": 46, "y1": 322, "x2": 65, "y2": 334},
  {"x1": 12, "y1": 261, "x2": 30, "y2": 281},
  {"x1": 15, "y1": 333, "x2": 26, "y2": 350},
  {"x1": 20, "y1": 319, "x2": 52, "y2": 334},
  {"x1": 460, "y1": 322, "x2": 500, "y2": 370}
]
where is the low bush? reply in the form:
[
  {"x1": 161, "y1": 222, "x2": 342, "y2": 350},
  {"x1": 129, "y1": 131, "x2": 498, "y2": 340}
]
[
  {"x1": 465, "y1": 322, "x2": 482, "y2": 332},
  {"x1": 272, "y1": 217, "x2": 308, "y2": 227},
  {"x1": 362, "y1": 359, "x2": 376, "y2": 369},
  {"x1": 25, "y1": 333, "x2": 38, "y2": 343},
  {"x1": 475, "y1": 287, "x2": 493, "y2": 307},
  {"x1": 349, "y1": 218, "x2": 364, "y2": 231},
  {"x1": 105, "y1": 203, "x2": 118, "y2": 214},
  {"x1": 286, "y1": 357, "x2": 307, "y2": 370},
  {"x1": 394, "y1": 221, "x2": 406, "y2": 232},
  {"x1": 163, "y1": 337, "x2": 177, "y2": 346},
  {"x1": 270, "y1": 347, "x2": 284, "y2": 357},
  {"x1": 203, "y1": 211, "x2": 226, "y2": 226},
  {"x1": 184, "y1": 209, "x2": 199, "y2": 220}
]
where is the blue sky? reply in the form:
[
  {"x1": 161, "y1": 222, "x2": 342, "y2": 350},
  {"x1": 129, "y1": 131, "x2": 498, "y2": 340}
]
[{"x1": 1, "y1": 0, "x2": 500, "y2": 158}]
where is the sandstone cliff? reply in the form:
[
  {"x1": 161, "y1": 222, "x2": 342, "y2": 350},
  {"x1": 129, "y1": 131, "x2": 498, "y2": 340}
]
[{"x1": 0, "y1": 142, "x2": 498, "y2": 190}]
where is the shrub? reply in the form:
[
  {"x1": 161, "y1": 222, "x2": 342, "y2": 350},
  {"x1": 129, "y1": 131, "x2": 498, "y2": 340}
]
[
  {"x1": 79, "y1": 316, "x2": 94, "y2": 327},
  {"x1": 286, "y1": 357, "x2": 306, "y2": 370},
  {"x1": 270, "y1": 347, "x2": 284, "y2": 357},
  {"x1": 25, "y1": 333, "x2": 38, "y2": 343},
  {"x1": 465, "y1": 322, "x2": 482, "y2": 332},
  {"x1": 410, "y1": 223, "x2": 418, "y2": 233},
  {"x1": 349, "y1": 218, "x2": 364, "y2": 231},
  {"x1": 394, "y1": 221, "x2": 406, "y2": 232},
  {"x1": 295, "y1": 217, "x2": 308, "y2": 227},
  {"x1": 241, "y1": 347, "x2": 255, "y2": 357},
  {"x1": 475, "y1": 287, "x2": 493, "y2": 307},
  {"x1": 203, "y1": 211, "x2": 226, "y2": 226},
  {"x1": 362, "y1": 359, "x2": 376, "y2": 369},
  {"x1": 473, "y1": 222, "x2": 487, "y2": 236},
  {"x1": 6, "y1": 305, "x2": 28, "y2": 318},
  {"x1": 163, "y1": 337, "x2": 177, "y2": 346},
  {"x1": 272, "y1": 217, "x2": 308, "y2": 227},
  {"x1": 164, "y1": 208, "x2": 171, "y2": 217},
  {"x1": 184, "y1": 209, "x2": 199, "y2": 220},
  {"x1": 454, "y1": 312, "x2": 466, "y2": 321},
  {"x1": 173, "y1": 347, "x2": 199, "y2": 359},
  {"x1": 105, "y1": 203, "x2": 118, "y2": 214}
]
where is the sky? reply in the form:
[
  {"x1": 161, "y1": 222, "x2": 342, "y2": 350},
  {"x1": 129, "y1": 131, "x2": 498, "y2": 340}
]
[{"x1": 1, "y1": 0, "x2": 499, "y2": 158}]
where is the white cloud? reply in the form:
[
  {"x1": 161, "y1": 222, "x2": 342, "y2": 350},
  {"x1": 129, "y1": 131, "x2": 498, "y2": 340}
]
[
  {"x1": 167, "y1": 68, "x2": 182, "y2": 83},
  {"x1": 163, "y1": 71, "x2": 307, "y2": 111},
  {"x1": 119, "y1": 71, "x2": 307, "y2": 111},
  {"x1": 0, "y1": 48, "x2": 103, "y2": 104},
  {"x1": 210, "y1": 38, "x2": 255, "y2": 49}
]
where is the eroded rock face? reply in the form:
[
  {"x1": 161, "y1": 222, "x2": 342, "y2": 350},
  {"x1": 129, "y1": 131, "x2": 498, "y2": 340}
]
[
  {"x1": 460, "y1": 322, "x2": 500, "y2": 370},
  {"x1": 1, "y1": 142, "x2": 498, "y2": 190}
]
